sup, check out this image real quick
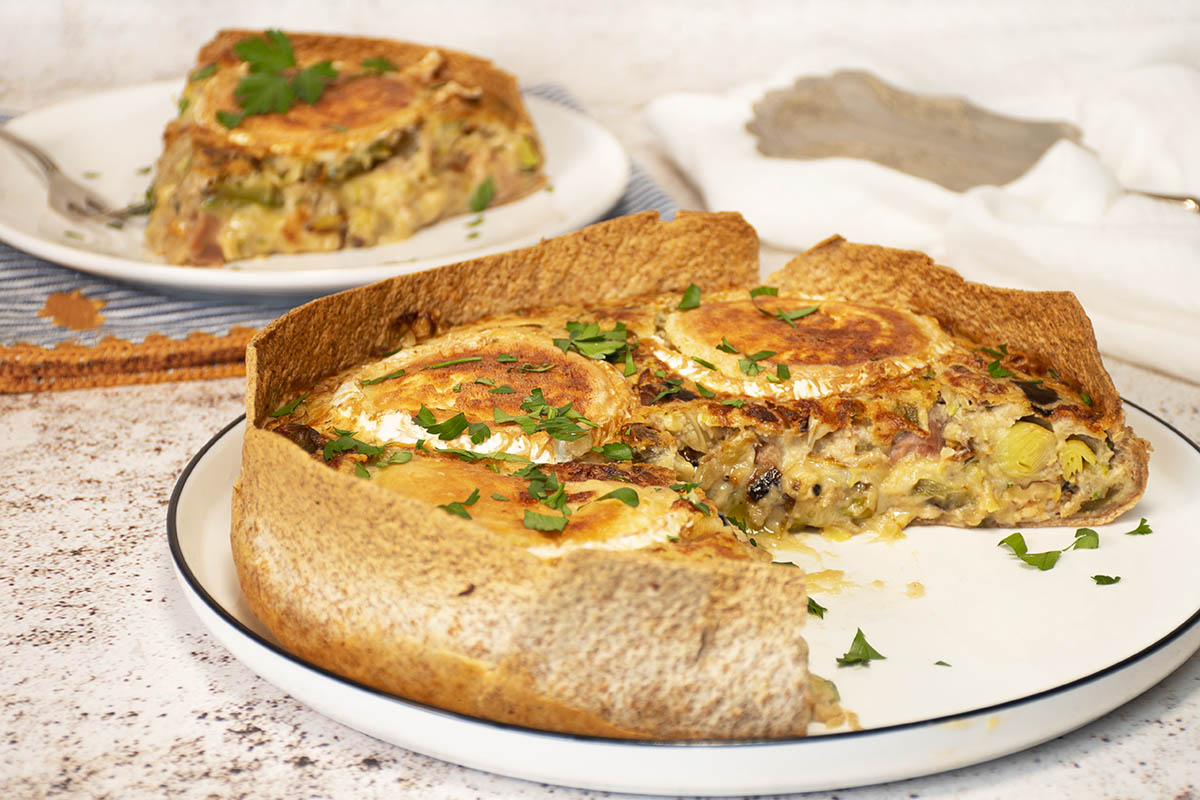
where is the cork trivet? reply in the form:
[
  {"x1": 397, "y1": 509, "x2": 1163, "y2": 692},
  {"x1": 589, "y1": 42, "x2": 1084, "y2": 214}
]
[{"x1": 0, "y1": 327, "x2": 256, "y2": 393}]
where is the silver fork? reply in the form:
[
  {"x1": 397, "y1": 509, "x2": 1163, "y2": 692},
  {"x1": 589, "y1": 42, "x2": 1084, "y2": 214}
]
[{"x1": 0, "y1": 125, "x2": 124, "y2": 220}]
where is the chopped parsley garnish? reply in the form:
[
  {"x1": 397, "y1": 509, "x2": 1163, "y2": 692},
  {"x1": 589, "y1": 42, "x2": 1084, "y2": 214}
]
[
  {"x1": 361, "y1": 56, "x2": 397, "y2": 74},
  {"x1": 776, "y1": 363, "x2": 791, "y2": 380},
  {"x1": 1080, "y1": 390, "x2": 1094, "y2": 407},
  {"x1": 837, "y1": 628, "x2": 886, "y2": 666},
  {"x1": 1092, "y1": 575, "x2": 1121, "y2": 585},
  {"x1": 669, "y1": 482, "x2": 710, "y2": 515},
  {"x1": 934, "y1": 660, "x2": 952, "y2": 667},
  {"x1": 1071, "y1": 528, "x2": 1099, "y2": 550},
  {"x1": 981, "y1": 344, "x2": 1014, "y2": 378},
  {"x1": 594, "y1": 487, "x2": 639, "y2": 507},
  {"x1": 737, "y1": 349, "x2": 777, "y2": 377},
  {"x1": 749, "y1": 286, "x2": 779, "y2": 298},
  {"x1": 1125, "y1": 518, "x2": 1152, "y2": 536},
  {"x1": 379, "y1": 451, "x2": 413, "y2": 466},
  {"x1": 489, "y1": 385, "x2": 517, "y2": 394},
  {"x1": 593, "y1": 442, "x2": 634, "y2": 461},
  {"x1": 523, "y1": 509, "x2": 568, "y2": 532},
  {"x1": 354, "y1": 462, "x2": 371, "y2": 479},
  {"x1": 695, "y1": 383, "x2": 716, "y2": 398},
  {"x1": 491, "y1": 493, "x2": 509, "y2": 501},
  {"x1": 650, "y1": 378, "x2": 684, "y2": 403},
  {"x1": 723, "y1": 514, "x2": 748, "y2": 532},
  {"x1": 716, "y1": 337, "x2": 738, "y2": 354},
  {"x1": 436, "y1": 447, "x2": 528, "y2": 464},
  {"x1": 515, "y1": 362, "x2": 555, "y2": 373},
  {"x1": 492, "y1": 388, "x2": 597, "y2": 442},
  {"x1": 414, "y1": 405, "x2": 485, "y2": 442},
  {"x1": 190, "y1": 64, "x2": 217, "y2": 81},
  {"x1": 721, "y1": 398, "x2": 745, "y2": 408},
  {"x1": 997, "y1": 532, "x2": 1061, "y2": 570},
  {"x1": 515, "y1": 463, "x2": 569, "y2": 513},
  {"x1": 322, "y1": 432, "x2": 384, "y2": 462},
  {"x1": 771, "y1": 305, "x2": 819, "y2": 328},
  {"x1": 691, "y1": 356, "x2": 717, "y2": 370},
  {"x1": 554, "y1": 320, "x2": 634, "y2": 364},
  {"x1": 268, "y1": 392, "x2": 307, "y2": 417},
  {"x1": 998, "y1": 526, "x2": 1106, "y2": 571},
  {"x1": 438, "y1": 488, "x2": 480, "y2": 519},
  {"x1": 473, "y1": 377, "x2": 495, "y2": 386},
  {"x1": 497, "y1": 353, "x2": 519, "y2": 363},
  {"x1": 216, "y1": 30, "x2": 339, "y2": 129},
  {"x1": 738, "y1": 359, "x2": 762, "y2": 377},
  {"x1": 360, "y1": 368, "x2": 406, "y2": 386},
  {"x1": 987, "y1": 361, "x2": 1015, "y2": 379},
  {"x1": 677, "y1": 283, "x2": 701, "y2": 310},
  {"x1": 469, "y1": 176, "x2": 496, "y2": 212},
  {"x1": 807, "y1": 597, "x2": 827, "y2": 619},
  {"x1": 423, "y1": 356, "x2": 483, "y2": 370}
]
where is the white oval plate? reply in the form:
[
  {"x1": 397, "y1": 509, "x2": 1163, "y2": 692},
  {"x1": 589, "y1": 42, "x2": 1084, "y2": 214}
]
[
  {"x1": 168, "y1": 403, "x2": 1200, "y2": 796},
  {"x1": 0, "y1": 81, "x2": 629, "y2": 298}
]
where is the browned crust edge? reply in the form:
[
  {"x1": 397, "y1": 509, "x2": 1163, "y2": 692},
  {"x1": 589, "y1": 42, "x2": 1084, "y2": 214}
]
[{"x1": 769, "y1": 236, "x2": 1121, "y2": 420}]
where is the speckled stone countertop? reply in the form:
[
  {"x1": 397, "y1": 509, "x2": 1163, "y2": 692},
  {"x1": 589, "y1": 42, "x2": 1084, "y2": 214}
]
[{"x1": 3, "y1": 2, "x2": 1200, "y2": 797}]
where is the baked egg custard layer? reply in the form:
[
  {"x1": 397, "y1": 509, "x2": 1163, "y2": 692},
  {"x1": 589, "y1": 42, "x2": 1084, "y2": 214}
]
[
  {"x1": 146, "y1": 30, "x2": 544, "y2": 265},
  {"x1": 233, "y1": 211, "x2": 1148, "y2": 739}
]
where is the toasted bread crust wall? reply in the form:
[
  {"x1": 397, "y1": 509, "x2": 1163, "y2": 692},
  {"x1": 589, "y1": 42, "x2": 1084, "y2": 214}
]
[
  {"x1": 234, "y1": 423, "x2": 813, "y2": 739},
  {"x1": 769, "y1": 235, "x2": 1147, "y2": 525},
  {"x1": 771, "y1": 236, "x2": 1121, "y2": 423},
  {"x1": 247, "y1": 211, "x2": 759, "y2": 423}
]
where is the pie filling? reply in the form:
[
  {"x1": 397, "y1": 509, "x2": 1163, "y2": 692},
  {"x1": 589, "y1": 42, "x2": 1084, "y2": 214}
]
[{"x1": 265, "y1": 291, "x2": 1142, "y2": 548}]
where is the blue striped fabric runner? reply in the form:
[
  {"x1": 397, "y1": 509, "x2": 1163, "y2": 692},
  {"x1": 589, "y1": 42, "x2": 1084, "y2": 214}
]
[{"x1": 0, "y1": 84, "x2": 678, "y2": 349}]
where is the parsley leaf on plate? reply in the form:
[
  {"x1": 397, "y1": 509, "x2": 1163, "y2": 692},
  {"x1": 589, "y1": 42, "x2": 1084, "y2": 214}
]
[
  {"x1": 837, "y1": 628, "x2": 886, "y2": 666},
  {"x1": 1125, "y1": 518, "x2": 1152, "y2": 536}
]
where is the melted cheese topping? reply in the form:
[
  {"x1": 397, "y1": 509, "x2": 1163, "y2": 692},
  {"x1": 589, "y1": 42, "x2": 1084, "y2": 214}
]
[
  {"x1": 318, "y1": 326, "x2": 634, "y2": 463},
  {"x1": 659, "y1": 291, "x2": 953, "y2": 399}
]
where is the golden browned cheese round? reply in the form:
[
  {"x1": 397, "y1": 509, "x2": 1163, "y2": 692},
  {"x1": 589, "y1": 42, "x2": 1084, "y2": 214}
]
[
  {"x1": 185, "y1": 30, "x2": 534, "y2": 157},
  {"x1": 654, "y1": 291, "x2": 953, "y2": 399},
  {"x1": 310, "y1": 326, "x2": 633, "y2": 462}
]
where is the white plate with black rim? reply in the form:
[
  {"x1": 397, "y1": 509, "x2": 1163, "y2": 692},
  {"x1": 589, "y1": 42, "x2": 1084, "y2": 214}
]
[
  {"x1": 0, "y1": 81, "x2": 629, "y2": 298},
  {"x1": 168, "y1": 402, "x2": 1200, "y2": 796}
]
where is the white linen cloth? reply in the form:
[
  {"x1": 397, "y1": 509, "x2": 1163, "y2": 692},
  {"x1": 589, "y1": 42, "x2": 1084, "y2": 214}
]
[{"x1": 646, "y1": 41, "x2": 1200, "y2": 381}]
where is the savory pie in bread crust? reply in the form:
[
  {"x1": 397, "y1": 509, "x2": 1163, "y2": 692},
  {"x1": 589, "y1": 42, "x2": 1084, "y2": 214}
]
[
  {"x1": 233, "y1": 211, "x2": 1149, "y2": 739},
  {"x1": 146, "y1": 30, "x2": 544, "y2": 265}
]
